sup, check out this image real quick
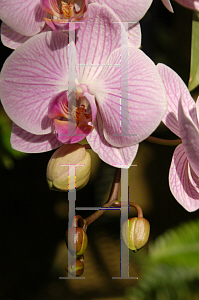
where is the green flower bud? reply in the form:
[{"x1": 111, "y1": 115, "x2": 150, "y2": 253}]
[
  {"x1": 66, "y1": 257, "x2": 84, "y2": 277},
  {"x1": 46, "y1": 144, "x2": 91, "y2": 191},
  {"x1": 66, "y1": 227, "x2": 88, "y2": 256},
  {"x1": 122, "y1": 217, "x2": 150, "y2": 252}
]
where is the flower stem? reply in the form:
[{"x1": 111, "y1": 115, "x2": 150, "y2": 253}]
[
  {"x1": 113, "y1": 201, "x2": 143, "y2": 218},
  {"x1": 145, "y1": 135, "x2": 182, "y2": 146},
  {"x1": 85, "y1": 168, "x2": 121, "y2": 227},
  {"x1": 83, "y1": 144, "x2": 91, "y2": 149}
]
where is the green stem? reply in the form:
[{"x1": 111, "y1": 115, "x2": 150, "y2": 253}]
[
  {"x1": 113, "y1": 202, "x2": 143, "y2": 218},
  {"x1": 145, "y1": 135, "x2": 182, "y2": 146},
  {"x1": 85, "y1": 168, "x2": 121, "y2": 227}
]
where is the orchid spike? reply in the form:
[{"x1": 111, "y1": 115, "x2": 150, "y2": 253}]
[{"x1": 157, "y1": 63, "x2": 199, "y2": 212}]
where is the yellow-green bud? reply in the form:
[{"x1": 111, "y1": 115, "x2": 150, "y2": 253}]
[
  {"x1": 122, "y1": 217, "x2": 150, "y2": 252},
  {"x1": 46, "y1": 144, "x2": 91, "y2": 191},
  {"x1": 66, "y1": 258, "x2": 84, "y2": 277},
  {"x1": 66, "y1": 227, "x2": 88, "y2": 256}
]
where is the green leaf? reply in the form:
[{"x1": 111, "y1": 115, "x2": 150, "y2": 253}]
[
  {"x1": 149, "y1": 219, "x2": 199, "y2": 266},
  {"x1": 188, "y1": 12, "x2": 199, "y2": 91},
  {"x1": 125, "y1": 219, "x2": 199, "y2": 300}
]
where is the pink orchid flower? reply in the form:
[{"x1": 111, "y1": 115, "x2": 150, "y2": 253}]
[
  {"x1": 161, "y1": 0, "x2": 199, "y2": 12},
  {"x1": 157, "y1": 63, "x2": 199, "y2": 212},
  {"x1": 0, "y1": 0, "x2": 152, "y2": 49},
  {"x1": 0, "y1": 0, "x2": 88, "y2": 49},
  {"x1": 0, "y1": 4, "x2": 167, "y2": 168}
]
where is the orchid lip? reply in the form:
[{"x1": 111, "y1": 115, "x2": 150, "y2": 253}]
[{"x1": 48, "y1": 87, "x2": 97, "y2": 144}]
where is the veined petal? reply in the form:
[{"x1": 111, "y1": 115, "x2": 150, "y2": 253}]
[
  {"x1": 88, "y1": 47, "x2": 167, "y2": 147},
  {"x1": 175, "y1": 0, "x2": 199, "y2": 10},
  {"x1": 178, "y1": 97, "x2": 199, "y2": 177},
  {"x1": 0, "y1": 31, "x2": 69, "y2": 135},
  {"x1": 1, "y1": 22, "x2": 31, "y2": 49},
  {"x1": 157, "y1": 63, "x2": 196, "y2": 137},
  {"x1": 89, "y1": 0, "x2": 153, "y2": 22},
  {"x1": 11, "y1": 123, "x2": 62, "y2": 153},
  {"x1": 169, "y1": 144, "x2": 199, "y2": 212},
  {"x1": 86, "y1": 114, "x2": 139, "y2": 168},
  {"x1": 128, "y1": 22, "x2": 141, "y2": 48},
  {"x1": 0, "y1": 0, "x2": 46, "y2": 36},
  {"x1": 40, "y1": 0, "x2": 64, "y2": 18},
  {"x1": 161, "y1": 0, "x2": 174, "y2": 12},
  {"x1": 76, "y1": 3, "x2": 128, "y2": 85}
]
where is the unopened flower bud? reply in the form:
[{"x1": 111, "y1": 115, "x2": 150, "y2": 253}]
[
  {"x1": 46, "y1": 144, "x2": 91, "y2": 191},
  {"x1": 66, "y1": 227, "x2": 88, "y2": 256},
  {"x1": 66, "y1": 257, "x2": 84, "y2": 277},
  {"x1": 122, "y1": 217, "x2": 150, "y2": 252}
]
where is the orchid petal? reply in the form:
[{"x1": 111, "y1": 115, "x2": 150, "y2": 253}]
[
  {"x1": 40, "y1": 0, "x2": 64, "y2": 18},
  {"x1": 178, "y1": 97, "x2": 199, "y2": 177},
  {"x1": 88, "y1": 47, "x2": 167, "y2": 147},
  {"x1": 161, "y1": 0, "x2": 174, "y2": 12},
  {"x1": 128, "y1": 22, "x2": 141, "y2": 48},
  {"x1": 0, "y1": 0, "x2": 46, "y2": 36},
  {"x1": 76, "y1": 3, "x2": 128, "y2": 85},
  {"x1": 196, "y1": 96, "x2": 199, "y2": 123},
  {"x1": 169, "y1": 144, "x2": 199, "y2": 212},
  {"x1": 11, "y1": 123, "x2": 62, "y2": 153},
  {"x1": 89, "y1": 0, "x2": 153, "y2": 22},
  {"x1": 0, "y1": 31, "x2": 69, "y2": 135},
  {"x1": 1, "y1": 22, "x2": 31, "y2": 49},
  {"x1": 157, "y1": 63, "x2": 196, "y2": 137},
  {"x1": 175, "y1": 0, "x2": 199, "y2": 10},
  {"x1": 86, "y1": 114, "x2": 139, "y2": 168}
]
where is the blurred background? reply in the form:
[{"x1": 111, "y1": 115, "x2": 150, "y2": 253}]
[{"x1": 1, "y1": 0, "x2": 199, "y2": 299}]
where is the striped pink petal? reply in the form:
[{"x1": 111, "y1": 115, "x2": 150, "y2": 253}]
[
  {"x1": 88, "y1": 47, "x2": 167, "y2": 147},
  {"x1": 0, "y1": 31, "x2": 69, "y2": 135},
  {"x1": 178, "y1": 97, "x2": 199, "y2": 177},
  {"x1": 0, "y1": 0, "x2": 46, "y2": 36},
  {"x1": 11, "y1": 123, "x2": 62, "y2": 153},
  {"x1": 157, "y1": 63, "x2": 197, "y2": 137},
  {"x1": 128, "y1": 22, "x2": 141, "y2": 48},
  {"x1": 1, "y1": 22, "x2": 31, "y2": 49},
  {"x1": 89, "y1": 0, "x2": 153, "y2": 22},
  {"x1": 169, "y1": 144, "x2": 199, "y2": 212},
  {"x1": 76, "y1": 3, "x2": 129, "y2": 84},
  {"x1": 86, "y1": 113, "x2": 139, "y2": 168}
]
